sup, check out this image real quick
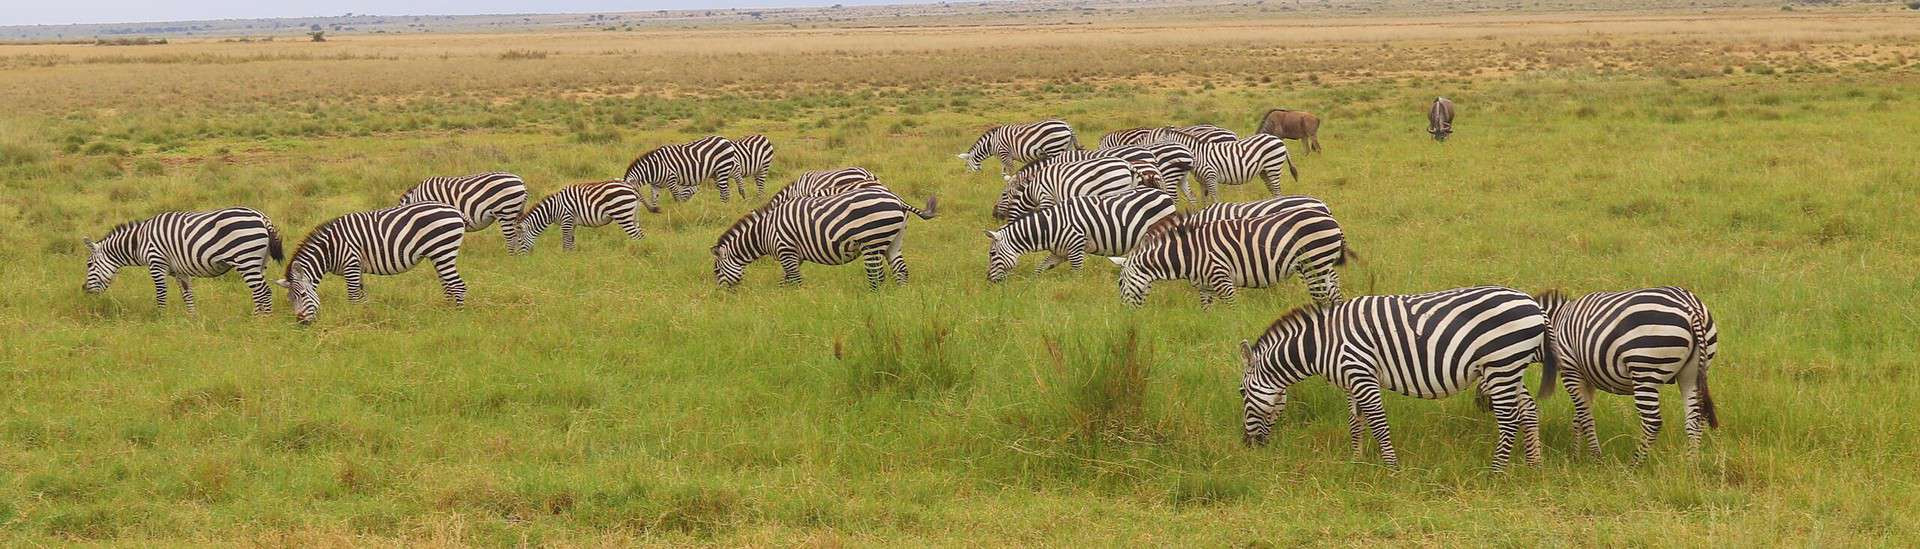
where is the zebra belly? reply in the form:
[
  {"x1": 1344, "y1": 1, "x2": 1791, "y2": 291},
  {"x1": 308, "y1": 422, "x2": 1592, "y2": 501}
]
[{"x1": 578, "y1": 211, "x2": 614, "y2": 228}]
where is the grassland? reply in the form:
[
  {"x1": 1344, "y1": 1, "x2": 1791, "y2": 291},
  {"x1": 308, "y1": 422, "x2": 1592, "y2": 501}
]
[{"x1": 2, "y1": 4, "x2": 1918, "y2": 545}]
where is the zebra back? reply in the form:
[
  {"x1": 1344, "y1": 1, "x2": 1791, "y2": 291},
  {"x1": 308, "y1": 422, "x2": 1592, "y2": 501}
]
[
  {"x1": 1192, "y1": 195, "x2": 1331, "y2": 222},
  {"x1": 994, "y1": 157, "x2": 1141, "y2": 221},
  {"x1": 399, "y1": 172, "x2": 529, "y2": 231},
  {"x1": 766, "y1": 167, "x2": 878, "y2": 207}
]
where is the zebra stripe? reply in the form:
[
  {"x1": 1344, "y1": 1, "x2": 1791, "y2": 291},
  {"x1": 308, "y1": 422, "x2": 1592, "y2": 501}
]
[
  {"x1": 984, "y1": 188, "x2": 1177, "y2": 283},
  {"x1": 958, "y1": 119, "x2": 1078, "y2": 175},
  {"x1": 766, "y1": 167, "x2": 878, "y2": 206},
  {"x1": 84, "y1": 207, "x2": 284, "y2": 314},
  {"x1": 279, "y1": 202, "x2": 468, "y2": 324},
  {"x1": 1113, "y1": 209, "x2": 1349, "y2": 307},
  {"x1": 1010, "y1": 145, "x2": 1162, "y2": 191},
  {"x1": 1097, "y1": 127, "x2": 1156, "y2": 149},
  {"x1": 399, "y1": 171, "x2": 529, "y2": 254},
  {"x1": 1189, "y1": 195, "x2": 1331, "y2": 222},
  {"x1": 1158, "y1": 131, "x2": 1298, "y2": 200},
  {"x1": 1536, "y1": 287, "x2": 1720, "y2": 463},
  {"x1": 624, "y1": 136, "x2": 743, "y2": 204},
  {"x1": 1139, "y1": 142, "x2": 1197, "y2": 202},
  {"x1": 713, "y1": 188, "x2": 937, "y2": 288},
  {"x1": 1240, "y1": 286, "x2": 1549, "y2": 471},
  {"x1": 1173, "y1": 124, "x2": 1238, "y2": 144},
  {"x1": 735, "y1": 134, "x2": 774, "y2": 197},
  {"x1": 993, "y1": 157, "x2": 1145, "y2": 221},
  {"x1": 515, "y1": 180, "x2": 654, "y2": 253}
]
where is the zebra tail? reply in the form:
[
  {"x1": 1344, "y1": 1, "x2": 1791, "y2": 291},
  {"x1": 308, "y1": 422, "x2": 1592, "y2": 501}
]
[
  {"x1": 1286, "y1": 154, "x2": 1300, "y2": 182},
  {"x1": 909, "y1": 194, "x2": 938, "y2": 220},
  {"x1": 267, "y1": 223, "x2": 285, "y2": 262},
  {"x1": 1538, "y1": 323, "x2": 1560, "y2": 401},
  {"x1": 1335, "y1": 244, "x2": 1360, "y2": 267},
  {"x1": 1685, "y1": 303, "x2": 1718, "y2": 429}
]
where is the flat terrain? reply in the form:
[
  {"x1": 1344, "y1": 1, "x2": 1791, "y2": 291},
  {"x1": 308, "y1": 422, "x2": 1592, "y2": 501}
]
[{"x1": 2, "y1": 3, "x2": 1918, "y2": 545}]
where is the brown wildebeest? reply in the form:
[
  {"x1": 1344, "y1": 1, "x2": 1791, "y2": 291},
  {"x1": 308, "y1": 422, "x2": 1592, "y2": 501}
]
[
  {"x1": 1254, "y1": 109, "x2": 1321, "y2": 154},
  {"x1": 1428, "y1": 97, "x2": 1455, "y2": 141}
]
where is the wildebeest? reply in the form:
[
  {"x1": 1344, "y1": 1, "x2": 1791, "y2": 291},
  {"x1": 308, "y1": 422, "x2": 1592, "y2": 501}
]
[
  {"x1": 1254, "y1": 109, "x2": 1321, "y2": 154},
  {"x1": 1428, "y1": 97, "x2": 1455, "y2": 141}
]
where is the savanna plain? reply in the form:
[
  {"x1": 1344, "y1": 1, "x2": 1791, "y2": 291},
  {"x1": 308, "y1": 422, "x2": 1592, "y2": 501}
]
[{"x1": 1, "y1": 3, "x2": 1918, "y2": 545}]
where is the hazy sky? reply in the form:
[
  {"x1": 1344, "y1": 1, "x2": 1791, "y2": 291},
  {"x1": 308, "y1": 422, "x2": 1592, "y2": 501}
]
[{"x1": 1, "y1": 1, "x2": 947, "y2": 27}]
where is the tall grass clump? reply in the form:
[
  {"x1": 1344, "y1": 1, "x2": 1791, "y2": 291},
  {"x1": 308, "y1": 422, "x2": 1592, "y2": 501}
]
[
  {"x1": 1047, "y1": 326, "x2": 1156, "y2": 445},
  {"x1": 840, "y1": 317, "x2": 969, "y2": 399}
]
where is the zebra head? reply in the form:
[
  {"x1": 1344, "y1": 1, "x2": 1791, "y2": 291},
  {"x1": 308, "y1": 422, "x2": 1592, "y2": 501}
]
[
  {"x1": 1112, "y1": 254, "x2": 1155, "y2": 307},
  {"x1": 82, "y1": 238, "x2": 117, "y2": 293},
  {"x1": 712, "y1": 244, "x2": 746, "y2": 288},
  {"x1": 991, "y1": 186, "x2": 1021, "y2": 222},
  {"x1": 1240, "y1": 307, "x2": 1327, "y2": 446},
  {"x1": 984, "y1": 229, "x2": 1017, "y2": 283},
  {"x1": 276, "y1": 272, "x2": 321, "y2": 325},
  {"x1": 958, "y1": 130, "x2": 994, "y2": 173}
]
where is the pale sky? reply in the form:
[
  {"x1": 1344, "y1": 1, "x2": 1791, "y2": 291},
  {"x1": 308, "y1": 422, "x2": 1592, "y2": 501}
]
[{"x1": 1, "y1": 1, "x2": 949, "y2": 27}]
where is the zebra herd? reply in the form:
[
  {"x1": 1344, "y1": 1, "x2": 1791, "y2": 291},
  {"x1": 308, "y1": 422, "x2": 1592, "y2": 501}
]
[{"x1": 82, "y1": 113, "x2": 1722, "y2": 470}]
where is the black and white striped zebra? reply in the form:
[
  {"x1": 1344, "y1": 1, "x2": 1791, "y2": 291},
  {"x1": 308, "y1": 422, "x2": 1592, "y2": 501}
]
[
  {"x1": 1239, "y1": 286, "x2": 1549, "y2": 471},
  {"x1": 398, "y1": 171, "x2": 528, "y2": 254},
  {"x1": 735, "y1": 134, "x2": 773, "y2": 197},
  {"x1": 1536, "y1": 287, "x2": 1720, "y2": 463},
  {"x1": 1189, "y1": 195, "x2": 1331, "y2": 222},
  {"x1": 1097, "y1": 127, "x2": 1155, "y2": 149},
  {"x1": 1158, "y1": 131, "x2": 1298, "y2": 200},
  {"x1": 276, "y1": 202, "x2": 468, "y2": 324},
  {"x1": 1008, "y1": 146, "x2": 1165, "y2": 195},
  {"x1": 958, "y1": 119, "x2": 1078, "y2": 176},
  {"x1": 624, "y1": 136, "x2": 743, "y2": 204},
  {"x1": 993, "y1": 157, "x2": 1147, "y2": 221},
  {"x1": 1173, "y1": 124, "x2": 1238, "y2": 144},
  {"x1": 765, "y1": 167, "x2": 878, "y2": 206},
  {"x1": 984, "y1": 188, "x2": 1177, "y2": 283},
  {"x1": 713, "y1": 188, "x2": 937, "y2": 288},
  {"x1": 1139, "y1": 142, "x2": 1197, "y2": 201},
  {"x1": 84, "y1": 207, "x2": 284, "y2": 314},
  {"x1": 1111, "y1": 209, "x2": 1350, "y2": 307},
  {"x1": 515, "y1": 180, "x2": 657, "y2": 253}
]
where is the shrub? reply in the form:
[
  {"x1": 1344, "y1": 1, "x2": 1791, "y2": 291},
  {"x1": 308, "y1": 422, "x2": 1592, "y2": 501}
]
[{"x1": 499, "y1": 50, "x2": 550, "y2": 61}]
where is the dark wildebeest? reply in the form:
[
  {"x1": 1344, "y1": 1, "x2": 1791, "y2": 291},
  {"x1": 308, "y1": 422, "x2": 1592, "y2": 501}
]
[
  {"x1": 1428, "y1": 97, "x2": 1455, "y2": 142},
  {"x1": 1254, "y1": 109, "x2": 1321, "y2": 155}
]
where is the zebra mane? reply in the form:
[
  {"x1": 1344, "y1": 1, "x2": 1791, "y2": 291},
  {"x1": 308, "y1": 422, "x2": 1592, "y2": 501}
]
[
  {"x1": 1137, "y1": 211, "x2": 1201, "y2": 242},
  {"x1": 100, "y1": 219, "x2": 141, "y2": 240},
  {"x1": 1260, "y1": 304, "x2": 1330, "y2": 344},
  {"x1": 284, "y1": 214, "x2": 345, "y2": 279},
  {"x1": 624, "y1": 147, "x2": 667, "y2": 176},
  {"x1": 715, "y1": 207, "x2": 766, "y2": 251}
]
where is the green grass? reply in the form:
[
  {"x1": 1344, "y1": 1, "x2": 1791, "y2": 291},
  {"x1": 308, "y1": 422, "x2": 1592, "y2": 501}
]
[{"x1": 2, "y1": 55, "x2": 1918, "y2": 544}]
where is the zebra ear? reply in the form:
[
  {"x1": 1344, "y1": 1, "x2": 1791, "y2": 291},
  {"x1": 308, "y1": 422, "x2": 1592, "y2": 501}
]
[
  {"x1": 82, "y1": 238, "x2": 95, "y2": 250},
  {"x1": 1107, "y1": 257, "x2": 1127, "y2": 267},
  {"x1": 274, "y1": 279, "x2": 289, "y2": 288},
  {"x1": 1240, "y1": 340, "x2": 1254, "y2": 362},
  {"x1": 982, "y1": 229, "x2": 997, "y2": 239}
]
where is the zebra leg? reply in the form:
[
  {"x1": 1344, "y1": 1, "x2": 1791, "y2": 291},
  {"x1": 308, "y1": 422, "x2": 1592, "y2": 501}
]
[
  {"x1": 777, "y1": 248, "x2": 804, "y2": 286},
  {"x1": 1262, "y1": 171, "x2": 1282, "y2": 196},
  {"x1": 1564, "y1": 375, "x2": 1602, "y2": 458},
  {"x1": 1481, "y1": 378, "x2": 1522, "y2": 473},
  {"x1": 1679, "y1": 368, "x2": 1706, "y2": 456},
  {"x1": 432, "y1": 256, "x2": 467, "y2": 306},
  {"x1": 146, "y1": 262, "x2": 170, "y2": 311},
  {"x1": 238, "y1": 261, "x2": 272, "y2": 315},
  {"x1": 1347, "y1": 397, "x2": 1366, "y2": 459},
  {"x1": 1301, "y1": 260, "x2": 1341, "y2": 306},
  {"x1": 175, "y1": 276, "x2": 197, "y2": 313},
  {"x1": 885, "y1": 240, "x2": 910, "y2": 286},
  {"x1": 755, "y1": 171, "x2": 767, "y2": 196},
  {"x1": 1348, "y1": 378, "x2": 1399, "y2": 469},
  {"x1": 1035, "y1": 254, "x2": 1065, "y2": 273},
  {"x1": 997, "y1": 151, "x2": 1016, "y2": 176},
  {"x1": 615, "y1": 212, "x2": 645, "y2": 240},
  {"x1": 561, "y1": 216, "x2": 577, "y2": 251},
  {"x1": 1630, "y1": 378, "x2": 1664, "y2": 465},
  {"x1": 862, "y1": 251, "x2": 886, "y2": 290},
  {"x1": 496, "y1": 210, "x2": 521, "y2": 254},
  {"x1": 1206, "y1": 264, "x2": 1237, "y2": 306},
  {"x1": 1519, "y1": 388, "x2": 1544, "y2": 466}
]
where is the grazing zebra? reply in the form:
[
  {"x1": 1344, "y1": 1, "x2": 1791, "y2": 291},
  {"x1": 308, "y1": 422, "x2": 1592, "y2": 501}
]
[
  {"x1": 1111, "y1": 209, "x2": 1349, "y2": 307},
  {"x1": 1159, "y1": 131, "x2": 1298, "y2": 201},
  {"x1": 958, "y1": 119, "x2": 1078, "y2": 176},
  {"x1": 765, "y1": 167, "x2": 879, "y2": 206},
  {"x1": 1009, "y1": 145, "x2": 1162, "y2": 190},
  {"x1": 514, "y1": 180, "x2": 658, "y2": 253},
  {"x1": 83, "y1": 208, "x2": 284, "y2": 314},
  {"x1": 993, "y1": 157, "x2": 1147, "y2": 221},
  {"x1": 1536, "y1": 287, "x2": 1720, "y2": 463},
  {"x1": 735, "y1": 134, "x2": 774, "y2": 197},
  {"x1": 1098, "y1": 127, "x2": 1155, "y2": 148},
  {"x1": 276, "y1": 202, "x2": 468, "y2": 325},
  {"x1": 624, "y1": 136, "x2": 742, "y2": 204},
  {"x1": 1190, "y1": 195, "x2": 1331, "y2": 222},
  {"x1": 1238, "y1": 286, "x2": 1549, "y2": 471},
  {"x1": 398, "y1": 171, "x2": 528, "y2": 254},
  {"x1": 984, "y1": 188, "x2": 1177, "y2": 283},
  {"x1": 713, "y1": 188, "x2": 938, "y2": 288}
]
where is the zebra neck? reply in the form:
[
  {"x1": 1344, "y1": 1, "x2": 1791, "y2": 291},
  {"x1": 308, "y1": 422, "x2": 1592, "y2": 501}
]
[{"x1": 99, "y1": 225, "x2": 144, "y2": 266}]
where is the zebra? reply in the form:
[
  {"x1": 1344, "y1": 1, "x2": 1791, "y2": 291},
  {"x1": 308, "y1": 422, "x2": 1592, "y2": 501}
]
[
  {"x1": 1097, "y1": 127, "x2": 1155, "y2": 148},
  {"x1": 1110, "y1": 209, "x2": 1350, "y2": 307},
  {"x1": 1008, "y1": 145, "x2": 1163, "y2": 191},
  {"x1": 957, "y1": 119, "x2": 1078, "y2": 176},
  {"x1": 1535, "y1": 287, "x2": 1720, "y2": 463},
  {"x1": 83, "y1": 207, "x2": 284, "y2": 314},
  {"x1": 1173, "y1": 124, "x2": 1238, "y2": 143},
  {"x1": 398, "y1": 171, "x2": 528, "y2": 254},
  {"x1": 984, "y1": 188, "x2": 1178, "y2": 283},
  {"x1": 623, "y1": 136, "x2": 742, "y2": 204},
  {"x1": 1189, "y1": 195, "x2": 1331, "y2": 222},
  {"x1": 735, "y1": 134, "x2": 774, "y2": 197},
  {"x1": 712, "y1": 188, "x2": 937, "y2": 289},
  {"x1": 1140, "y1": 141, "x2": 1197, "y2": 201},
  {"x1": 765, "y1": 167, "x2": 879, "y2": 206},
  {"x1": 993, "y1": 157, "x2": 1148, "y2": 221},
  {"x1": 1158, "y1": 131, "x2": 1298, "y2": 201},
  {"x1": 1239, "y1": 286, "x2": 1550, "y2": 471},
  {"x1": 514, "y1": 180, "x2": 658, "y2": 253},
  {"x1": 276, "y1": 202, "x2": 468, "y2": 325}
]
